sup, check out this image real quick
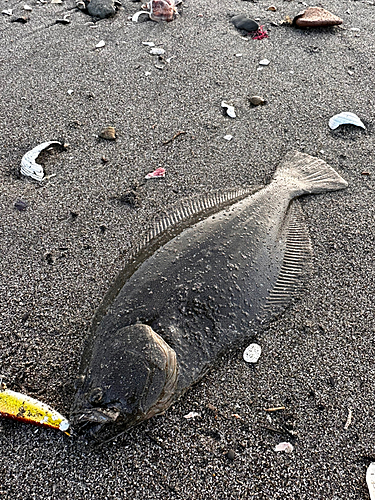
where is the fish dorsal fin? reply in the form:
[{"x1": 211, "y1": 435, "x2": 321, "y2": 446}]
[
  {"x1": 129, "y1": 186, "x2": 261, "y2": 262},
  {"x1": 263, "y1": 201, "x2": 313, "y2": 317},
  {"x1": 91, "y1": 186, "x2": 261, "y2": 332}
]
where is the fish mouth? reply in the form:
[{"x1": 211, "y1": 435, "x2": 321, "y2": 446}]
[{"x1": 73, "y1": 407, "x2": 121, "y2": 426}]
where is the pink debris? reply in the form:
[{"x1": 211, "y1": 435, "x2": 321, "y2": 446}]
[
  {"x1": 145, "y1": 167, "x2": 166, "y2": 179},
  {"x1": 250, "y1": 26, "x2": 269, "y2": 40}
]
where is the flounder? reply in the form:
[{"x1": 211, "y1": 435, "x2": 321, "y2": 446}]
[{"x1": 71, "y1": 152, "x2": 348, "y2": 434}]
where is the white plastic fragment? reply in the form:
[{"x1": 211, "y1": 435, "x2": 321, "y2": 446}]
[
  {"x1": 183, "y1": 411, "x2": 200, "y2": 419},
  {"x1": 259, "y1": 59, "x2": 270, "y2": 66},
  {"x1": 142, "y1": 41, "x2": 155, "y2": 46},
  {"x1": 221, "y1": 101, "x2": 236, "y2": 118},
  {"x1": 274, "y1": 442, "x2": 294, "y2": 453},
  {"x1": 20, "y1": 141, "x2": 61, "y2": 181},
  {"x1": 95, "y1": 40, "x2": 106, "y2": 49},
  {"x1": 224, "y1": 134, "x2": 233, "y2": 141},
  {"x1": 2, "y1": 9, "x2": 13, "y2": 15},
  {"x1": 145, "y1": 167, "x2": 165, "y2": 179},
  {"x1": 132, "y1": 10, "x2": 150, "y2": 22},
  {"x1": 150, "y1": 47, "x2": 165, "y2": 55},
  {"x1": 243, "y1": 343, "x2": 262, "y2": 363},
  {"x1": 328, "y1": 112, "x2": 366, "y2": 130},
  {"x1": 367, "y1": 463, "x2": 375, "y2": 500}
]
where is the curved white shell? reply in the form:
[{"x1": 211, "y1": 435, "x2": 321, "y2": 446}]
[
  {"x1": 221, "y1": 101, "x2": 236, "y2": 118},
  {"x1": 20, "y1": 141, "x2": 61, "y2": 181},
  {"x1": 329, "y1": 112, "x2": 366, "y2": 130},
  {"x1": 132, "y1": 10, "x2": 150, "y2": 22},
  {"x1": 243, "y1": 343, "x2": 262, "y2": 363}
]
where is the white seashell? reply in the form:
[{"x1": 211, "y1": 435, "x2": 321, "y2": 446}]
[
  {"x1": 183, "y1": 411, "x2": 200, "y2": 419},
  {"x1": 243, "y1": 343, "x2": 261, "y2": 363},
  {"x1": 224, "y1": 134, "x2": 233, "y2": 141},
  {"x1": 221, "y1": 101, "x2": 236, "y2": 118},
  {"x1": 367, "y1": 463, "x2": 375, "y2": 500},
  {"x1": 142, "y1": 41, "x2": 155, "y2": 46},
  {"x1": 95, "y1": 40, "x2": 106, "y2": 49},
  {"x1": 328, "y1": 112, "x2": 366, "y2": 130},
  {"x1": 20, "y1": 141, "x2": 61, "y2": 181},
  {"x1": 275, "y1": 442, "x2": 294, "y2": 453},
  {"x1": 132, "y1": 10, "x2": 150, "y2": 22},
  {"x1": 150, "y1": 47, "x2": 165, "y2": 55},
  {"x1": 259, "y1": 59, "x2": 270, "y2": 66},
  {"x1": 23, "y1": 4, "x2": 33, "y2": 10},
  {"x1": 2, "y1": 9, "x2": 13, "y2": 15}
]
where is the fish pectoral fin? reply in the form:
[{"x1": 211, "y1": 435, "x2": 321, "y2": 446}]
[{"x1": 264, "y1": 201, "x2": 312, "y2": 317}]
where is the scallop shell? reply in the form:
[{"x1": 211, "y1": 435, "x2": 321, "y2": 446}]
[
  {"x1": 99, "y1": 126, "x2": 116, "y2": 140},
  {"x1": 20, "y1": 141, "x2": 62, "y2": 181},
  {"x1": 147, "y1": 0, "x2": 177, "y2": 22}
]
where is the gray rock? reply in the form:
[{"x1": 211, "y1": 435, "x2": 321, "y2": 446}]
[
  {"x1": 87, "y1": 0, "x2": 116, "y2": 19},
  {"x1": 231, "y1": 14, "x2": 258, "y2": 32}
]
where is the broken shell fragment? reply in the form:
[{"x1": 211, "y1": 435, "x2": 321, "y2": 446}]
[
  {"x1": 99, "y1": 126, "x2": 116, "y2": 140},
  {"x1": 132, "y1": 10, "x2": 150, "y2": 22},
  {"x1": 20, "y1": 141, "x2": 62, "y2": 181},
  {"x1": 243, "y1": 343, "x2": 262, "y2": 363},
  {"x1": 328, "y1": 112, "x2": 366, "y2": 130},
  {"x1": 145, "y1": 167, "x2": 165, "y2": 179},
  {"x1": 275, "y1": 442, "x2": 294, "y2": 453},
  {"x1": 221, "y1": 101, "x2": 236, "y2": 118},
  {"x1": 249, "y1": 95, "x2": 266, "y2": 106},
  {"x1": 293, "y1": 7, "x2": 343, "y2": 28},
  {"x1": 150, "y1": 47, "x2": 165, "y2": 55}
]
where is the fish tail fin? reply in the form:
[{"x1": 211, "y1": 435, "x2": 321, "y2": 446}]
[{"x1": 273, "y1": 151, "x2": 348, "y2": 195}]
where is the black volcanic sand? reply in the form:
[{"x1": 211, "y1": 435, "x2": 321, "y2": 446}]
[{"x1": 1, "y1": 0, "x2": 375, "y2": 498}]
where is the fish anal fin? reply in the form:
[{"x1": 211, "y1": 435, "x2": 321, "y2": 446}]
[{"x1": 264, "y1": 201, "x2": 312, "y2": 317}]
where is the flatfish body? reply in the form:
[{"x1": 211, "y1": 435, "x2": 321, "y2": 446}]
[{"x1": 71, "y1": 152, "x2": 347, "y2": 433}]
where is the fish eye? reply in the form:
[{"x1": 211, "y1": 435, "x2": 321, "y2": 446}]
[{"x1": 88, "y1": 387, "x2": 103, "y2": 404}]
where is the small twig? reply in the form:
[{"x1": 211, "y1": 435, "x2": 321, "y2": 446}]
[
  {"x1": 162, "y1": 131, "x2": 186, "y2": 145},
  {"x1": 264, "y1": 406, "x2": 286, "y2": 412},
  {"x1": 344, "y1": 408, "x2": 353, "y2": 430}
]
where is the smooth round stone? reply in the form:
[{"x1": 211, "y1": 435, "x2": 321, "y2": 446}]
[
  {"x1": 87, "y1": 0, "x2": 116, "y2": 19},
  {"x1": 231, "y1": 14, "x2": 259, "y2": 32}
]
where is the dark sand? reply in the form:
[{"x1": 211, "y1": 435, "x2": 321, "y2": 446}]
[{"x1": 1, "y1": 0, "x2": 375, "y2": 498}]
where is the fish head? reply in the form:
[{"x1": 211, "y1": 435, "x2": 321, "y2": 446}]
[{"x1": 71, "y1": 324, "x2": 178, "y2": 434}]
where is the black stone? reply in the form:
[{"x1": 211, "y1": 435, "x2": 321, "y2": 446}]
[{"x1": 231, "y1": 14, "x2": 258, "y2": 32}]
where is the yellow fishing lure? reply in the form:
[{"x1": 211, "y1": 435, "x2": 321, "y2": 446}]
[{"x1": 0, "y1": 383, "x2": 70, "y2": 435}]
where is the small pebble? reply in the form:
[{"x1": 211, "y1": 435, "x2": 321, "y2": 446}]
[
  {"x1": 2, "y1": 9, "x2": 13, "y2": 15},
  {"x1": 14, "y1": 200, "x2": 28, "y2": 211},
  {"x1": 259, "y1": 59, "x2": 270, "y2": 66},
  {"x1": 23, "y1": 4, "x2": 33, "y2": 10},
  {"x1": 267, "y1": 5, "x2": 276, "y2": 11},
  {"x1": 227, "y1": 449, "x2": 235, "y2": 461},
  {"x1": 224, "y1": 135, "x2": 233, "y2": 141},
  {"x1": 99, "y1": 126, "x2": 116, "y2": 140},
  {"x1": 249, "y1": 95, "x2": 266, "y2": 106},
  {"x1": 96, "y1": 40, "x2": 106, "y2": 49}
]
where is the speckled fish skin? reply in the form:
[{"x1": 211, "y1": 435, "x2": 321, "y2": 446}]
[{"x1": 71, "y1": 152, "x2": 348, "y2": 434}]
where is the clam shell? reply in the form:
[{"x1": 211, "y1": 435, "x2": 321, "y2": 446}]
[
  {"x1": 328, "y1": 112, "x2": 366, "y2": 130},
  {"x1": 99, "y1": 126, "x2": 116, "y2": 140},
  {"x1": 243, "y1": 343, "x2": 262, "y2": 363}
]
